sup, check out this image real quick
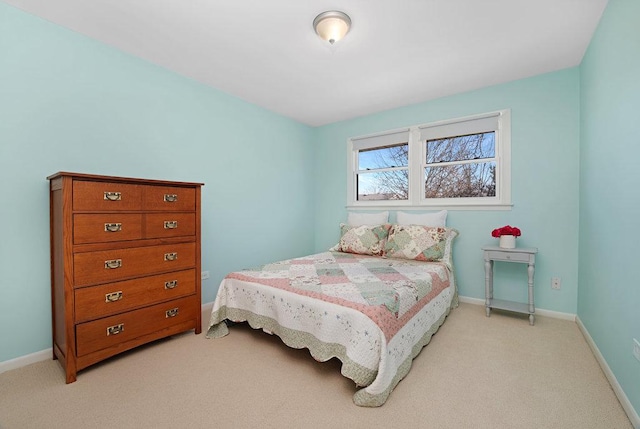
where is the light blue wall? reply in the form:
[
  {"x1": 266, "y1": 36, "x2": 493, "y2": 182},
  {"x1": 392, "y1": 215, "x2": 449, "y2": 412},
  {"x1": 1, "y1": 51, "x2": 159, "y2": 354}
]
[
  {"x1": 3, "y1": 4, "x2": 637, "y2": 420},
  {"x1": 0, "y1": 4, "x2": 315, "y2": 362},
  {"x1": 579, "y1": 0, "x2": 640, "y2": 416},
  {"x1": 313, "y1": 69, "x2": 581, "y2": 314}
]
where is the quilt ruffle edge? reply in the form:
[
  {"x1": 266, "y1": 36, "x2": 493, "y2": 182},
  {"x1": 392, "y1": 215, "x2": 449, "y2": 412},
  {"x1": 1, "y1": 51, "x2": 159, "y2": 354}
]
[
  {"x1": 206, "y1": 291, "x2": 457, "y2": 407},
  {"x1": 206, "y1": 307, "x2": 378, "y2": 387},
  {"x1": 352, "y1": 302, "x2": 453, "y2": 406}
]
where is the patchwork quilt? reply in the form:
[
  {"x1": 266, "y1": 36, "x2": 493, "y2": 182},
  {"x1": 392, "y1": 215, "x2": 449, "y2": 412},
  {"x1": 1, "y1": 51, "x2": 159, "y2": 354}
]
[{"x1": 207, "y1": 251, "x2": 457, "y2": 407}]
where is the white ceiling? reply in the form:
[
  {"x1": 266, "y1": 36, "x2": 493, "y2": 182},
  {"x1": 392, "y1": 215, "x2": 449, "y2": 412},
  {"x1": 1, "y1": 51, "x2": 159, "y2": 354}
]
[{"x1": 4, "y1": 0, "x2": 608, "y2": 126}]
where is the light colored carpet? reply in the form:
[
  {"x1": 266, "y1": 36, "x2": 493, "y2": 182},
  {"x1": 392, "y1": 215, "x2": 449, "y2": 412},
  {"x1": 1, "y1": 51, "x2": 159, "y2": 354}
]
[{"x1": 0, "y1": 303, "x2": 632, "y2": 429}]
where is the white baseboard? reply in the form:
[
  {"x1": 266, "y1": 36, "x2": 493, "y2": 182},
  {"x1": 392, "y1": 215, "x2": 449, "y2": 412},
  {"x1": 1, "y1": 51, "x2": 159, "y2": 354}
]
[
  {"x1": 0, "y1": 348, "x2": 52, "y2": 375},
  {"x1": 461, "y1": 295, "x2": 638, "y2": 427},
  {"x1": 576, "y1": 316, "x2": 640, "y2": 429},
  {"x1": 458, "y1": 295, "x2": 576, "y2": 321},
  {"x1": 6, "y1": 300, "x2": 637, "y2": 428},
  {"x1": 202, "y1": 301, "x2": 214, "y2": 313},
  {"x1": 1, "y1": 303, "x2": 216, "y2": 376}
]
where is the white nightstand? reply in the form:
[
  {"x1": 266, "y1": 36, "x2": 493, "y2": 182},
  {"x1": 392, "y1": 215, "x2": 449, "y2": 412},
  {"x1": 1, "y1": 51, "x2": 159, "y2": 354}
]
[{"x1": 482, "y1": 246, "x2": 538, "y2": 325}]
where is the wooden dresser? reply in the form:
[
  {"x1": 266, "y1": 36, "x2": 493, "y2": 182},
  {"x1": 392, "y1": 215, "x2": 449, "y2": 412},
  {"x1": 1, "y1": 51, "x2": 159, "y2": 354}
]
[{"x1": 48, "y1": 172, "x2": 203, "y2": 383}]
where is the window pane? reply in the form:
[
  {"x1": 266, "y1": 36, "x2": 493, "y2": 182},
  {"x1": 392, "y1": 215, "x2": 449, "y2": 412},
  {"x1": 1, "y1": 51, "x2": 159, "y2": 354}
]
[
  {"x1": 358, "y1": 143, "x2": 408, "y2": 171},
  {"x1": 426, "y1": 132, "x2": 495, "y2": 164},
  {"x1": 425, "y1": 161, "x2": 496, "y2": 198},
  {"x1": 357, "y1": 170, "x2": 408, "y2": 201}
]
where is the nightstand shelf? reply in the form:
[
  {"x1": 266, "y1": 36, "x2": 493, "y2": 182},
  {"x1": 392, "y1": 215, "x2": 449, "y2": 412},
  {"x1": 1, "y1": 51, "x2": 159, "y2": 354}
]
[
  {"x1": 486, "y1": 298, "x2": 530, "y2": 315},
  {"x1": 482, "y1": 246, "x2": 538, "y2": 325}
]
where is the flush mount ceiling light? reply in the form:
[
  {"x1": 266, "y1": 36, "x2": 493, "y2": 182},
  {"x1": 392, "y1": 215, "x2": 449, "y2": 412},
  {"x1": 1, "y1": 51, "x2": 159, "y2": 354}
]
[{"x1": 313, "y1": 11, "x2": 351, "y2": 45}]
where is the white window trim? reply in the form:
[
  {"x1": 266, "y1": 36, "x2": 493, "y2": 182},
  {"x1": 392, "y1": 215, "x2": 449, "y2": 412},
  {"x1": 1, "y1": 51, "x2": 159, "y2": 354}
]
[{"x1": 346, "y1": 109, "x2": 512, "y2": 210}]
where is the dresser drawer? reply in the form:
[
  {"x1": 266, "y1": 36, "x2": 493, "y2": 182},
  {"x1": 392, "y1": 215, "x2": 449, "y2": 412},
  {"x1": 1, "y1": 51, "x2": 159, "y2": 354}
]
[
  {"x1": 75, "y1": 296, "x2": 199, "y2": 357},
  {"x1": 74, "y1": 269, "x2": 196, "y2": 322},
  {"x1": 74, "y1": 242, "x2": 196, "y2": 286},
  {"x1": 145, "y1": 213, "x2": 196, "y2": 239},
  {"x1": 74, "y1": 214, "x2": 143, "y2": 244},
  {"x1": 143, "y1": 186, "x2": 195, "y2": 211},
  {"x1": 74, "y1": 181, "x2": 143, "y2": 211}
]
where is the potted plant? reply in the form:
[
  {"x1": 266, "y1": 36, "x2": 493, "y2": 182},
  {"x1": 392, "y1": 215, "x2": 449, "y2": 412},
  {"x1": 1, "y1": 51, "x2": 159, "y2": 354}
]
[{"x1": 491, "y1": 225, "x2": 521, "y2": 249}]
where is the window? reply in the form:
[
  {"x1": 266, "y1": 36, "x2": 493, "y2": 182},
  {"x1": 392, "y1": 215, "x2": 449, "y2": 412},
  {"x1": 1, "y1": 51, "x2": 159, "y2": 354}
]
[{"x1": 347, "y1": 110, "x2": 511, "y2": 209}]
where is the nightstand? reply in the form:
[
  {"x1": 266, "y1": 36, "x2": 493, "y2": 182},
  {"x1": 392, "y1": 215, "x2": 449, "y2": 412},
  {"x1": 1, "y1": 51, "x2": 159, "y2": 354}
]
[{"x1": 482, "y1": 246, "x2": 538, "y2": 325}]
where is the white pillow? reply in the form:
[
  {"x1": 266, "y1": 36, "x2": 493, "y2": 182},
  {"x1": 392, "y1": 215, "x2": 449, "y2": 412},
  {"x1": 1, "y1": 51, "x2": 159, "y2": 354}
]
[
  {"x1": 347, "y1": 211, "x2": 389, "y2": 226},
  {"x1": 396, "y1": 210, "x2": 448, "y2": 227}
]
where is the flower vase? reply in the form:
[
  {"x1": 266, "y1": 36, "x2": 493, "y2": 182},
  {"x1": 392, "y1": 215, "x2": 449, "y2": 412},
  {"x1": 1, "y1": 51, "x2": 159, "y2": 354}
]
[{"x1": 499, "y1": 235, "x2": 516, "y2": 249}]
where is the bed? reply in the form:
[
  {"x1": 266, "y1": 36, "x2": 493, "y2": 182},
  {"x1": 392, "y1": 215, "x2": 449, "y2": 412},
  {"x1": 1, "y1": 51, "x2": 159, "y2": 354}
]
[{"x1": 206, "y1": 222, "x2": 458, "y2": 407}]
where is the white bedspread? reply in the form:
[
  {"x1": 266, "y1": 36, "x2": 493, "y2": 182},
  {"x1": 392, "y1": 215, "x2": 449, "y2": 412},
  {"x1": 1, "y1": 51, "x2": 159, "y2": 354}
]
[{"x1": 207, "y1": 251, "x2": 456, "y2": 406}]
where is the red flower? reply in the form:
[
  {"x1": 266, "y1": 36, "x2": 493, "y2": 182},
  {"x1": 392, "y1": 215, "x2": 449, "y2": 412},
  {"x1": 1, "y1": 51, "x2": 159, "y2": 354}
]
[{"x1": 491, "y1": 225, "x2": 521, "y2": 237}]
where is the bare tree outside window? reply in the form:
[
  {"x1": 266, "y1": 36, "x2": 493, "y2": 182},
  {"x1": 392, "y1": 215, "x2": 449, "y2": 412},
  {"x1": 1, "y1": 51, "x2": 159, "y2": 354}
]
[
  {"x1": 348, "y1": 110, "x2": 509, "y2": 207},
  {"x1": 424, "y1": 132, "x2": 496, "y2": 198},
  {"x1": 357, "y1": 144, "x2": 409, "y2": 200},
  {"x1": 356, "y1": 134, "x2": 495, "y2": 200}
]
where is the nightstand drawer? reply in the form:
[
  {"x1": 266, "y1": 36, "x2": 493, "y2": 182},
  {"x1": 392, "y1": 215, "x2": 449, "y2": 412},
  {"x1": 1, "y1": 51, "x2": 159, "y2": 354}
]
[
  {"x1": 145, "y1": 213, "x2": 196, "y2": 239},
  {"x1": 143, "y1": 186, "x2": 195, "y2": 211},
  {"x1": 484, "y1": 250, "x2": 532, "y2": 263},
  {"x1": 74, "y1": 214, "x2": 143, "y2": 244},
  {"x1": 73, "y1": 181, "x2": 142, "y2": 211},
  {"x1": 74, "y1": 242, "x2": 196, "y2": 286},
  {"x1": 75, "y1": 296, "x2": 199, "y2": 357},
  {"x1": 74, "y1": 269, "x2": 197, "y2": 322}
]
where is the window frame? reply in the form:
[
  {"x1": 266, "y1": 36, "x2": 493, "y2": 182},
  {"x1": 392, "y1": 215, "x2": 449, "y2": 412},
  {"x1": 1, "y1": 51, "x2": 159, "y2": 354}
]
[{"x1": 346, "y1": 109, "x2": 512, "y2": 210}]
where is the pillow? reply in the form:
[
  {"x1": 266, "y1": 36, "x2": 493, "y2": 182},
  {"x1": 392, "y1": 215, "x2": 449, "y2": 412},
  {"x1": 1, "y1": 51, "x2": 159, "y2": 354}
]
[
  {"x1": 330, "y1": 223, "x2": 391, "y2": 256},
  {"x1": 396, "y1": 210, "x2": 447, "y2": 227},
  {"x1": 347, "y1": 211, "x2": 389, "y2": 226},
  {"x1": 384, "y1": 225, "x2": 451, "y2": 262}
]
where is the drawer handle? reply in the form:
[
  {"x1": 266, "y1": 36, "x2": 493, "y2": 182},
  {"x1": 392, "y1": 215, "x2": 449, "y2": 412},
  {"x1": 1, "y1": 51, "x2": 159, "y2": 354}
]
[
  {"x1": 165, "y1": 280, "x2": 178, "y2": 290},
  {"x1": 164, "y1": 194, "x2": 178, "y2": 202},
  {"x1": 104, "y1": 259, "x2": 122, "y2": 269},
  {"x1": 104, "y1": 223, "x2": 122, "y2": 232},
  {"x1": 164, "y1": 221, "x2": 178, "y2": 229},
  {"x1": 106, "y1": 323, "x2": 124, "y2": 336},
  {"x1": 105, "y1": 291, "x2": 123, "y2": 302},
  {"x1": 164, "y1": 252, "x2": 178, "y2": 261},
  {"x1": 166, "y1": 308, "x2": 179, "y2": 318},
  {"x1": 103, "y1": 192, "x2": 122, "y2": 201}
]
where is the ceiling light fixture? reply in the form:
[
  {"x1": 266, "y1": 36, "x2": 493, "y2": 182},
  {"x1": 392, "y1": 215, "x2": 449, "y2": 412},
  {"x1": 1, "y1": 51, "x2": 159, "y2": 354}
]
[{"x1": 313, "y1": 11, "x2": 351, "y2": 45}]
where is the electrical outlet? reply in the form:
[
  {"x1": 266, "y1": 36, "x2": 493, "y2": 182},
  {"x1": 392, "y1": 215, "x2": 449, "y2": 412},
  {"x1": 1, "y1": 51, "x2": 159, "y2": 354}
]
[
  {"x1": 201, "y1": 271, "x2": 210, "y2": 280},
  {"x1": 634, "y1": 339, "x2": 640, "y2": 362},
  {"x1": 551, "y1": 277, "x2": 561, "y2": 290}
]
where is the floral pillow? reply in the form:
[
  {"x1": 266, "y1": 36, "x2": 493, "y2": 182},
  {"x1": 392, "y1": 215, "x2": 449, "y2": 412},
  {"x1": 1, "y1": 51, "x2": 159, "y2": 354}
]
[
  {"x1": 330, "y1": 223, "x2": 391, "y2": 256},
  {"x1": 384, "y1": 225, "x2": 449, "y2": 261}
]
